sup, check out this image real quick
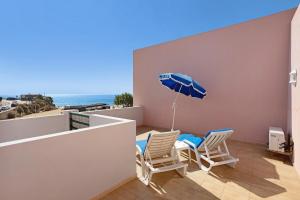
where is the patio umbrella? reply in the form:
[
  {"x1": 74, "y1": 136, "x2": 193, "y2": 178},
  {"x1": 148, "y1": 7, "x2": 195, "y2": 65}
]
[{"x1": 159, "y1": 73, "x2": 207, "y2": 130}]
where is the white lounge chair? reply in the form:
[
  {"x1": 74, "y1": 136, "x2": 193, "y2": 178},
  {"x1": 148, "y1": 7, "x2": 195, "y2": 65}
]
[
  {"x1": 136, "y1": 130, "x2": 188, "y2": 185},
  {"x1": 177, "y1": 128, "x2": 239, "y2": 172}
]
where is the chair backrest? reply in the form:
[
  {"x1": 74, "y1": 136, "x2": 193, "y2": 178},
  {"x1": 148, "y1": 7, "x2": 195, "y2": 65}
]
[
  {"x1": 145, "y1": 130, "x2": 180, "y2": 159},
  {"x1": 199, "y1": 129, "x2": 233, "y2": 150}
]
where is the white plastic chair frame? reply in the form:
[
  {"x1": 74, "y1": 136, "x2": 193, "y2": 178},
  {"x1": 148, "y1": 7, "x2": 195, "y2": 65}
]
[
  {"x1": 184, "y1": 129, "x2": 239, "y2": 172},
  {"x1": 136, "y1": 130, "x2": 188, "y2": 185}
]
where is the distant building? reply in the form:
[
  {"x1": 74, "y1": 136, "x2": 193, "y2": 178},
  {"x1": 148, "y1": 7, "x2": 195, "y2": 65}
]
[
  {"x1": 63, "y1": 103, "x2": 110, "y2": 112},
  {"x1": 20, "y1": 94, "x2": 41, "y2": 101},
  {"x1": 6, "y1": 97, "x2": 18, "y2": 101}
]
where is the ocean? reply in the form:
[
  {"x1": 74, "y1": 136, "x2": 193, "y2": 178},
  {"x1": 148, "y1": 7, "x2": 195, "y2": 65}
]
[
  {"x1": 51, "y1": 94, "x2": 115, "y2": 107},
  {"x1": 1, "y1": 94, "x2": 116, "y2": 107}
]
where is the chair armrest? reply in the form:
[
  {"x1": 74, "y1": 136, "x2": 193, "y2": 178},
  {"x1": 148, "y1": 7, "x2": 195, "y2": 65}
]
[{"x1": 183, "y1": 139, "x2": 197, "y2": 150}]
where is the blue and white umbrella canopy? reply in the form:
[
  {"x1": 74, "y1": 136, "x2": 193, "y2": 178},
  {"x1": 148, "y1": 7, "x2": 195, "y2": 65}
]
[
  {"x1": 159, "y1": 73, "x2": 207, "y2": 99},
  {"x1": 159, "y1": 73, "x2": 207, "y2": 130}
]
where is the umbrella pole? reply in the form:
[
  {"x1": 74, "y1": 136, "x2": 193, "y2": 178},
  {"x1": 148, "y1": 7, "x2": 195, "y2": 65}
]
[
  {"x1": 171, "y1": 85, "x2": 182, "y2": 131},
  {"x1": 171, "y1": 101, "x2": 176, "y2": 131}
]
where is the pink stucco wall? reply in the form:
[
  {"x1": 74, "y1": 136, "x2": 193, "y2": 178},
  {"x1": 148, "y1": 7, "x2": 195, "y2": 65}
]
[
  {"x1": 134, "y1": 9, "x2": 295, "y2": 144},
  {"x1": 291, "y1": 6, "x2": 300, "y2": 174}
]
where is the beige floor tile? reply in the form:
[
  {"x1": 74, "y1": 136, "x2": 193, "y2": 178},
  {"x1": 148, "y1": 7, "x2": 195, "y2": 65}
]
[
  {"x1": 221, "y1": 187, "x2": 250, "y2": 200},
  {"x1": 201, "y1": 176, "x2": 225, "y2": 198}
]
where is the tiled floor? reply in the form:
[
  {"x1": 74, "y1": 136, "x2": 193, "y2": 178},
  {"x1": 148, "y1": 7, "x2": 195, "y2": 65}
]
[{"x1": 100, "y1": 126, "x2": 300, "y2": 200}]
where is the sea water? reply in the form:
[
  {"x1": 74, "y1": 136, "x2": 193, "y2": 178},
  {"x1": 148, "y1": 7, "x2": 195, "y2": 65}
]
[{"x1": 51, "y1": 94, "x2": 115, "y2": 107}]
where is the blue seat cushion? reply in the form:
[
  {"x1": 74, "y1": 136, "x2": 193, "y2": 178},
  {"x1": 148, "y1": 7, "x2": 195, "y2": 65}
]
[
  {"x1": 177, "y1": 133, "x2": 204, "y2": 149},
  {"x1": 136, "y1": 133, "x2": 152, "y2": 155},
  {"x1": 178, "y1": 128, "x2": 233, "y2": 149},
  {"x1": 136, "y1": 139, "x2": 147, "y2": 154}
]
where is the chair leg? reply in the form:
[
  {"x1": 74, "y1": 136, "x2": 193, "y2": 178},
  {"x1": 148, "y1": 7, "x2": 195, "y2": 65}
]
[
  {"x1": 136, "y1": 153, "x2": 146, "y2": 178},
  {"x1": 195, "y1": 151, "x2": 203, "y2": 169},
  {"x1": 226, "y1": 156, "x2": 239, "y2": 168},
  {"x1": 200, "y1": 164, "x2": 213, "y2": 172},
  {"x1": 227, "y1": 162, "x2": 236, "y2": 168},
  {"x1": 222, "y1": 141, "x2": 239, "y2": 168},
  {"x1": 195, "y1": 151, "x2": 212, "y2": 173},
  {"x1": 140, "y1": 158, "x2": 146, "y2": 177},
  {"x1": 141, "y1": 169, "x2": 152, "y2": 186},
  {"x1": 176, "y1": 165, "x2": 187, "y2": 177},
  {"x1": 147, "y1": 172, "x2": 153, "y2": 186}
]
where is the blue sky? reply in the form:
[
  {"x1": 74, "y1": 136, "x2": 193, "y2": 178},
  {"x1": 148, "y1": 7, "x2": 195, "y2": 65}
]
[{"x1": 0, "y1": 0, "x2": 299, "y2": 95}]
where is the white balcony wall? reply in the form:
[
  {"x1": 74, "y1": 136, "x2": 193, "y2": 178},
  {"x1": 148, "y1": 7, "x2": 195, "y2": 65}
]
[
  {"x1": 0, "y1": 115, "x2": 136, "y2": 200},
  {"x1": 90, "y1": 114, "x2": 122, "y2": 126},
  {"x1": 0, "y1": 114, "x2": 69, "y2": 143},
  {"x1": 85, "y1": 106, "x2": 143, "y2": 126}
]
